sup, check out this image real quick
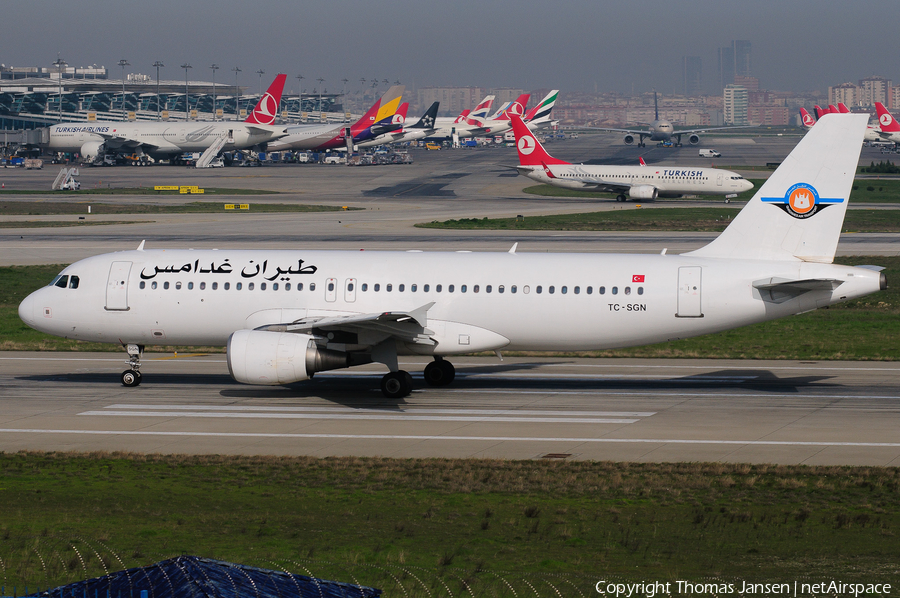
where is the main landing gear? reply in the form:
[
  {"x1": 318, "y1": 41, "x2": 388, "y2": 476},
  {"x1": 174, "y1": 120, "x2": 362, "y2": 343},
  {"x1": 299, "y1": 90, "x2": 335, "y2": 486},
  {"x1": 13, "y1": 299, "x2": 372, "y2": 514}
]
[
  {"x1": 379, "y1": 358, "x2": 456, "y2": 399},
  {"x1": 121, "y1": 343, "x2": 143, "y2": 387},
  {"x1": 616, "y1": 194, "x2": 628, "y2": 202}
]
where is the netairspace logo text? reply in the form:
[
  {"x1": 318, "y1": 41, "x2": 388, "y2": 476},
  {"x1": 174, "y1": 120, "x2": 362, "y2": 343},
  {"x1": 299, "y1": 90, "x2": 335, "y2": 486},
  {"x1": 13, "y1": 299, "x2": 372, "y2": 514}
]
[{"x1": 595, "y1": 580, "x2": 892, "y2": 597}]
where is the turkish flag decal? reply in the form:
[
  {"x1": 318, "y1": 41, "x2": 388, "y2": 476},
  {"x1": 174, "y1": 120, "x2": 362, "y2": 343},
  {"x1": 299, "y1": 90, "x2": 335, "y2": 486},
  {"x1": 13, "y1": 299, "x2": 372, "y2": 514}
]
[{"x1": 632, "y1": 275, "x2": 645, "y2": 283}]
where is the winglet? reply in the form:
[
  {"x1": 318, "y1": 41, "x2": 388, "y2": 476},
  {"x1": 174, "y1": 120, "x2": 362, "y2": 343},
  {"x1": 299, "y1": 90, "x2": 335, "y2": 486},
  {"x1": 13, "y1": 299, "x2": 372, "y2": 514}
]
[
  {"x1": 406, "y1": 302, "x2": 435, "y2": 328},
  {"x1": 137, "y1": 240, "x2": 145, "y2": 251},
  {"x1": 639, "y1": 157, "x2": 647, "y2": 166},
  {"x1": 508, "y1": 242, "x2": 518, "y2": 254}
]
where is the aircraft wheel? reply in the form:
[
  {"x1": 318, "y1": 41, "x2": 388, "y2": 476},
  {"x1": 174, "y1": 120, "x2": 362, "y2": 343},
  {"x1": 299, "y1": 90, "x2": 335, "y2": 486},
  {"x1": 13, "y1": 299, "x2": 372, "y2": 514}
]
[
  {"x1": 616, "y1": 194, "x2": 627, "y2": 202},
  {"x1": 121, "y1": 370, "x2": 141, "y2": 387},
  {"x1": 381, "y1": 370, "x2": 412, "y2": 398},
  {"x1": 424, "y1": 359, "x2": 456, "y2": 387}
]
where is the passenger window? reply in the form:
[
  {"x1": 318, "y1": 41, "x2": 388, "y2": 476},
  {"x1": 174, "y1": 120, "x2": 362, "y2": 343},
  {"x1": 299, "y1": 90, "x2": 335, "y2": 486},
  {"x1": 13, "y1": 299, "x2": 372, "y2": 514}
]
[
  {"x1": 523, "y1": 285, "x2": 529, "y2": 294},
  {"x1": 248, "y1": 282, "x2": 255, "y2": 290},
  {"x1": 638, "y1": 287, "x2": 644, "y2": 295},
  {"x1": 224, "y1": 282, "x2": 230, "y2": 290},
  {"x1": 54, "y1": 275, "x2": 69, "y2": 288},
  {"x1": 272, "y1": 283, "x2": 278, "y2": 290},
  {"x1": 573, "y1": 286, "x2": 578, "y2": 294},
  {"x1": 176, "y1": 282, "x2": 182, "y2": 290},
  {"x1": 310, "y1": 282, "x2": 316, "y2": 291},
  {"x1": 260, "y1": 283, "x2": 267, "y2": 291},
  {"x1": 297, "y1": 283, "x2": 303, "y2": 291},
  {"x1": 327, "y1": 282, "x2": 334, "y2": 291},
  {"x1": 449, "y1": 285, "x2": 455, "y2": 293},
  {"x1": 461, "y1": 285, "x2": 467, "y2": 293},
  {"x1": 536, "y1": 286, "x2": 542, "y2": 294},
  {"x1": 399, "y1": 284, "x2": 405, "y2": 292},
  {"x1": 411, "y1": 284, "x2": 417, "y2": 292},
  {"x1": 285, "y1": 283, "x2": 291, "y2": 290},
  {"x1": 612, "y1": 286, "x2": 618, "y2": 295},
  {"x1": 499, "y1": 285, "x2": 504, "y2": 293},
  {"x1": 624, "y1": 286, "x2": 631, "y2": 295},
  {"x1": 212, "y1": 282, "x2": 218, "y2": 290},
  {"x1": 374, "y1": 283, "x2": 380, "y2": 292},
  {"x1": 347, "y1": 282, "x2": 353, "y2": 291},
  {"x1": 151, "y1": 281, "x2": 157, "y2": 290},
  {"x1": 164, "y1": 282, "x2": 170, "y2": 290},
  {"x1": 140, "y1": 281, "x2": 146, "y2": 289},
  {"x1": 486, "y1": 285, "x2": 491, "y2": 293},
  {"x1": 587, "y1": 286, "x2": 592, "y2": 294},
  {"x1": 236, "y1": 282, "x2": 242, "y2": 290},
  {"x1": 387, "y1": 284, "x2": 393, "y2": 292},
  {"x1": 473, "y1": 285, "x2": 479, "y2": 293},
  {"x1": 188, "y1": 282, "x2": 194, "y2": 290},
  {"x1": 200, "y1": 282, "x2": 206, "y2": 290},
  {"x1": 362, "y1": 283, "x2": 368, "y2": 291},
  {"x1": 599, "y1": 286, "x2": 605, "y2": 295},
  {"x1": 511, "y1": 285, "x2": 517, "y2": 294},
  {"x1": 424, "y1": 284, "x2": 430, "y2": 292},
  {"x1": 436, "y1": 284, "x2": 442, "y2": 292},
  {"x1": 69, "y1": 276, "x2": 79, "y2": 289}
]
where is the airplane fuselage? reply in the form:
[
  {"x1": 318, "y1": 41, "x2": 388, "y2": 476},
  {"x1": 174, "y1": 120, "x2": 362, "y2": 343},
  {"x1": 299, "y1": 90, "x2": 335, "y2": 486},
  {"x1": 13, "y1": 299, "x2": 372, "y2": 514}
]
[{"x1": 19, "y1": 248, "x2": 882, "y2": 354}]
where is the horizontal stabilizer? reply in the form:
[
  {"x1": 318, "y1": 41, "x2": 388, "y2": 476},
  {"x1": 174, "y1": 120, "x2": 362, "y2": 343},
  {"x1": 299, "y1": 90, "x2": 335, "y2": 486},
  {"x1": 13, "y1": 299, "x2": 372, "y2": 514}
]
[{"x1": 753, "y1": 277, "x2": 843, "y2": 303}]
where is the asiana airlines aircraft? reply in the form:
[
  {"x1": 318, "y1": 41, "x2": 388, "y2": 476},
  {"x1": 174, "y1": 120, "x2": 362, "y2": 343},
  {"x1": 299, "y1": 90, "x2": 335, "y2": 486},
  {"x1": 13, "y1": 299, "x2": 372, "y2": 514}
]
[{"x1": 19, "y1": 114, "x2": 885, "y2": 398}]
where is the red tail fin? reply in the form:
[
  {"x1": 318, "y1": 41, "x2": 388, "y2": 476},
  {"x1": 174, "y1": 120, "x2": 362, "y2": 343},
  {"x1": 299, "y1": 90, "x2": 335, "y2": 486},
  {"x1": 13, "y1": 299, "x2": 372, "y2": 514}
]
[
  {"x1": 876, "y1": 102, "x2": 900, "y2": 132},
  {"x1": 497, "y1": 94, "x2": 531, "y2": 121},
  {"x1": 814, "y1": 105, "x2": 829, "y2": 119},
  {"x1": 453, "y1": 109, "x2": 470, "y2": 124},
  {"x1": 510, "y1": 115, "x2": 568, "y2": 167},
  {"x1": 394, "y1": 102, "x2": 409, "y2": 126},
  {"x1": 799, "y1": 108, "x2": 815, "y2": 128},
  {"x1": 837, "y1": 103, "x2": 851, "y2": 114},
  {"x1": 245, "y1": 74, "x2": 287, "y2": 125},
  {"x1": 350, "y1": 97, "x2": 384, "y2": 135},
  {"x1": 828, "y1": 104, "x2": 839, "y2": 114}
]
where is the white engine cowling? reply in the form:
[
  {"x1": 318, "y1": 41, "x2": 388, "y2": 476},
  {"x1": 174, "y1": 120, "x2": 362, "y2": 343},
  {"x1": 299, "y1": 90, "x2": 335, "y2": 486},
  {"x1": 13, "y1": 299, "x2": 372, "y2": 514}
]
[
  {"x1": 80, "y1": 141, "x2": 104, "y2": 162},
  {"x1": 623, "y1": 134, "x2": 635, "y2": 145},
  {"x1": 227, "y1": 330, "x2": 316, "y2": 385},
  {"x1": 688, "y1": 134, "x2": 700, "y2": 145},
  {"x1": 628, "y1": 185, "x2": 658, "y2": 200}
]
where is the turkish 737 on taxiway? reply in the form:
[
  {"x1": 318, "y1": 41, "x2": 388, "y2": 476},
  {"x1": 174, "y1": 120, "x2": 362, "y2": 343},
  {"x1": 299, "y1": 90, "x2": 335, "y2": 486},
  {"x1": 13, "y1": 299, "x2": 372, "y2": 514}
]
[
  {"x1": 44, "y1": 74, "x2": 290, "y2": 162},
  {"x1": 19, "y1": 114, "x2": 885, "y2": 398}
]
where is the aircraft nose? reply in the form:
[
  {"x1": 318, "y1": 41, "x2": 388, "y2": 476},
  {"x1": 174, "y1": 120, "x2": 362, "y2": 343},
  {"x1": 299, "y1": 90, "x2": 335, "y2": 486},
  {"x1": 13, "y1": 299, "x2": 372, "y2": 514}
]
[
  {"x1": 743, "y1": 180, "x2": 754, "y2": 191},
  {"x1": 18, "y1": 292, "x2": 35, "y2": 328}
]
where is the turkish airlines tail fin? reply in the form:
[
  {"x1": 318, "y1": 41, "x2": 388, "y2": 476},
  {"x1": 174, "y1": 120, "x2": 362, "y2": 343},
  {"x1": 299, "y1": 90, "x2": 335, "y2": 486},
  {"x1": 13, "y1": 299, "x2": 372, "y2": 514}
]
[
  {"x1": 245, "y1": 74, "x2": 287, "y2": 125},
  {"x1": 799, "y1": 108, "x2": 815, "y2": 128},
  {"x1": 837, "y1": 103, "x2": 851, "y2": 113},
  {"x1": 828, "y1": 104, "x2": 839, "y2": 114},
  {"x1": 494, "y1": 93, "x2": 531, "y2": 121},
  {"x1": 509, "y1": 114, "x2": 569, "y2": 167},
  {"x1": 687, "y1": 114, "x2": 868, "y2": 263},
  {"x1": 814, "y1": 105, "x2": 829, "y2": 120},
  {"x1": 875, "y1": 102, "x2": 900, "y2": 132},
  {"x1": 524, "y1": 90, "x2": 559, "y2": 123}
]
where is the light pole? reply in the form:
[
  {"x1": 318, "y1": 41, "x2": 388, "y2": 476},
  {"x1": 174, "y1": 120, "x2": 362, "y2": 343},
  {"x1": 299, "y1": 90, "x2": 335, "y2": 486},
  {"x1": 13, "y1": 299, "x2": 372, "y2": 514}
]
[
  {"x1": 232, "y1": 67, "x2": 241, "y2": 119},
  {"x1": 118, "y1": 59, "x2": 130, "y2": 121},
  {"x1": 152, "y1": 61, "x2": 164, "y2": 120},
  {"x1": 296, "y1": 75, "x2": 304, "y2": 120},
  {"x1": 256, "y1": 69, "x2": 265, "y2": 96},
  {"x1": 53, "y1": 56, "x2": 67, "y2": 123},
  {"x1": 181, "y1": 63, "x2": 192, "y2": 121},
  {"x1": 209, "y1": 64, "x2": 219, "y2": 120},
  {"x1": 359, "y1": 78, "x2": 366, "y2": 111},
  {"x1": 316, "y1": 77, "x2": 325, "y2": 116}
]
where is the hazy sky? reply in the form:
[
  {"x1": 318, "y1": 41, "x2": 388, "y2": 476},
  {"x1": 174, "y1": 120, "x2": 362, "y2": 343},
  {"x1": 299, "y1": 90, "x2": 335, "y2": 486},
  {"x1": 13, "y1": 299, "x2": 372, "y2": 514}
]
[{"x1": 4, "y1": 0, "x2": 899, "y2": 95}]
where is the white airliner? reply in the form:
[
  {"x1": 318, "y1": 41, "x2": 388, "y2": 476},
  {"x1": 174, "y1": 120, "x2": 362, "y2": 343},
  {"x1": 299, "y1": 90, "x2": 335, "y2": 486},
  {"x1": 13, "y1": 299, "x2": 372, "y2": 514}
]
[
  {"x1": 509, "y1": 115, "x2": 753, "y2": 201},
  {"x1": 596, "y1": 91, "x2": 748, "y2": 147},
  {"x1": 19, "y1": 114, "x2": 885, "y2": 399},
  {"x1": 44, "y1": 75, "x2": 290, "y2": 163}
]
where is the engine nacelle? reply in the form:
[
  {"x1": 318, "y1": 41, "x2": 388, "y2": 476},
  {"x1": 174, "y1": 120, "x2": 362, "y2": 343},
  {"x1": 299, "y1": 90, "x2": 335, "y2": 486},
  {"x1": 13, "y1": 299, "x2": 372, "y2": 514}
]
[
  {"x1": 628, "y1": 185, "x2": 658, "y2": 200},
  {"x1": 80, "y1": 141, "x2": 104, "y2": 162},
  {"x1": 227, "y1": 330, "x2": 370, "y2": 385},
  {"x1": 623, "y1": 134, "x2": 635, "y2": 145},
  {"x1": 688, "y1": 134, "x2": 700, "y2": 145}
]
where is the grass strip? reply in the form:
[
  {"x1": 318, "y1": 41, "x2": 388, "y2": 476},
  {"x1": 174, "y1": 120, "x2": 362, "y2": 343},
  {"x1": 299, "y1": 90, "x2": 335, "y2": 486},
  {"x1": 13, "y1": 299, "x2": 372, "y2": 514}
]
[
  {"x1": 0, "y1": 452, "x2": 897, "y2": 584},
  {"x1": 418, "y1": 207, "x2": 900, "y2": 233},
  {"x1": 0, "y1": 187, "x2": 278, "y2": 195},
  {"x1": 520, "y1": 178, "x2": 900, "y2": 203},
  {"x1": 0, "y1": 201, "x2": 354, "y2": 215},
  {"x1": 0, "y1": 220, "x2": 146, "y2": 228},
  {"x1": 1, "y1": 257, "x2": 898, "y2": 358}
]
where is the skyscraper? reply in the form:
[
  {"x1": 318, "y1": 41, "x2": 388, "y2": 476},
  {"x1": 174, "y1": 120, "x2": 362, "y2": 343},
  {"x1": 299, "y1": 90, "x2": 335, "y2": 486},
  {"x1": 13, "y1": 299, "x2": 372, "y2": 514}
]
[
  {"x1": 682, "y1": 56, "x2": 702, "y2": 96},
  {"x1": 717, "y1": 46, "x2": 734, "y2": 92},
  {"x1": 733, "y1": 40, "x2": 752, "y2": 77}
]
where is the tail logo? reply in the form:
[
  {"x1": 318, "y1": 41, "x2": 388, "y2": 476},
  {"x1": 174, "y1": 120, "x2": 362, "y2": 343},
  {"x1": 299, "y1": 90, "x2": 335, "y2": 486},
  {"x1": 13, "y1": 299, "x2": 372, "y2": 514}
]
[
  {"x1": 880, "y1": 113, "x2": 893, "y2": 127},
  {"x1": 517, "y1": 135, "x2": 536, "y2": 155},
  {"x1": 802, "y1": 113, "x2": 814, "y2": 126},
  {"x1": 761, "y1": 182, "x2": 844, "y2": 219},
  {"x1": 252, "y1": 93, "x2": 278, "y2": 125},
  {"x1": 508, "y1": 102, "x2": 525, "y2": 117}
]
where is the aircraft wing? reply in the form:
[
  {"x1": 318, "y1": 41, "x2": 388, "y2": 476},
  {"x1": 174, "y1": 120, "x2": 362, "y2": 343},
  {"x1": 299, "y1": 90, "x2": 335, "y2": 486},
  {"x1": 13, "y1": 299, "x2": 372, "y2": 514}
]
[
  {"x1": 256, "y1": 302, "x2": 436, "y2": 346},
  {"x1": 670, "y1": 125, "x2": 755, "y2": 135}
]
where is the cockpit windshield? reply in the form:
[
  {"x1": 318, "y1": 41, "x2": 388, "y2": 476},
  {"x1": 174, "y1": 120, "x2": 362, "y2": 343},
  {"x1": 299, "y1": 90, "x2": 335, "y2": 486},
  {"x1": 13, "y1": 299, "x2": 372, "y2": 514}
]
[{"x1": 49, "y1": 274, "x2": 79, "y2": 289}]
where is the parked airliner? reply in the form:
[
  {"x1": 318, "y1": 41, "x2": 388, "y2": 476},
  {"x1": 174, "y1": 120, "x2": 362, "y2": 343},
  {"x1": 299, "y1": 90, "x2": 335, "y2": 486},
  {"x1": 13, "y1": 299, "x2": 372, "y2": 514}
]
[
  {"x1": 510, "y1": 115, "x2": 752, "y2": 201},
  {"x1": 44, "y1": 75, "x2": 290, "y2": 162},
  {"x1": 19, "y1": 115, "x2": 884, "y2": 398}
]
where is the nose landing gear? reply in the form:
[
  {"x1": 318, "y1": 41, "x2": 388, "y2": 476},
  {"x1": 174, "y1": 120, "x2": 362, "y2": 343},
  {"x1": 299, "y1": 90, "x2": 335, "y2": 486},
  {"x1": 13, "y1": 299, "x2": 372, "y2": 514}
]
[{"x1": 121, "y1": 343, "x2": 144, "y2": 387}]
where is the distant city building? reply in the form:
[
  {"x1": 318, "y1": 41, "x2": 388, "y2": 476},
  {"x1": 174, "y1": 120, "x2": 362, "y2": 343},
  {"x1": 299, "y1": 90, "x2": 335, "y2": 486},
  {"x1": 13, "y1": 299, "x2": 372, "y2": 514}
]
[
  {"x1": 724, "y1": 84, "x2": 749, "y2": 125},
  {"x1": 717, "y1": 46, "x2": 735, "y2": 92},
  {"x1": 733, "y1": 40, "x2": 752, "y2": 77},
  {"x1": 829, "y1": 82, "x2": 858, "y2": 108},
  {"x1": 489, "y1": 87, "x2": 526, "y2": 107},
  {"x1": 858, "y1": 76, "x2": 891, "y2": 108},
  {"x1": 891, "y1": 87, "x2": 900, "y2": 111},
  {"x1": 682, "y1": 56, "x2": 702, "y2": 96},
  {"x1": 1, "y1": 63, "x2": 108, "y2": 80},
  {"x1": 748, "y1": 105, "x2": 789, "y2": 126},
  {"x1": 733, "y1": 75, "x2": 759, "y2": 92},
  {"x1": 417, "y1": 87, "x2": 485, "y2": 118}
]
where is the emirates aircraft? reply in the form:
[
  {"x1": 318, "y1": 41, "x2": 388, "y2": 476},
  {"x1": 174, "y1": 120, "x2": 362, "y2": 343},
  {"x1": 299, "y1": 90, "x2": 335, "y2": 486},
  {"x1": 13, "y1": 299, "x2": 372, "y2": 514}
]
[
  {"x1": 19, "y1": 115, "x2": 885, "y2": 398},
  {"x1": 44, "y1": 75, "x2": 290, "y2": 162},
  {"x1": 509, "y1": 115, "x2": 752, "y2": 201}
]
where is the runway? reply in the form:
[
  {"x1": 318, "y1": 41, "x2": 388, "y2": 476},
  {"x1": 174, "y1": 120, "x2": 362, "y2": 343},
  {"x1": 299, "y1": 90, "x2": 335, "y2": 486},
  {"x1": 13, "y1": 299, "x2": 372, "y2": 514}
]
[{"x1": 2, "y1": 352, "x2": 899, "y2": 465}]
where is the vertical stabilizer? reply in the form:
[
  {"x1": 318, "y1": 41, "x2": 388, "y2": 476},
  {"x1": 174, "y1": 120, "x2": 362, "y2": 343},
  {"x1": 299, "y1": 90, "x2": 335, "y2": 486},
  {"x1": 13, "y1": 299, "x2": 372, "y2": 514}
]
[
  {"x1": 799, "y1": 107, "x2": 815, "y2": 128},
  {"x1": 875, "y1": 102, "x2": 900, "y2": 133},
  {"x1": 686, "y1": 114, "x2": 868, "y2": 263},
  {"x1": 509, "y1": 115, "x2": 569, "y2": 167},
  {"x1": 245, "y1": 74, "x2": 287, "y2": 125}
]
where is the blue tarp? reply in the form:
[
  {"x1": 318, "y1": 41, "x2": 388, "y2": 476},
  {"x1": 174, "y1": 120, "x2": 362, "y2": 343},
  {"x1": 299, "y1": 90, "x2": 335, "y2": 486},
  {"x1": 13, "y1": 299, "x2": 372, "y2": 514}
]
[{"x1": 25, "y1": 556, "x2": 380, "y2": 598}]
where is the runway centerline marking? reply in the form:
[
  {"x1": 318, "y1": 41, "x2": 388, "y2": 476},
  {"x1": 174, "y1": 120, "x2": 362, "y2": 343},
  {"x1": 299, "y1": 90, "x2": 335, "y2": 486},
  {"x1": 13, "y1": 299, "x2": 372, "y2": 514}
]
[
  {"x1": 105, "y1": 404, "x2": 656, "y2": 417},
  {"x1": 2, "y1": 428, "x2": 900, "y2": 448}
]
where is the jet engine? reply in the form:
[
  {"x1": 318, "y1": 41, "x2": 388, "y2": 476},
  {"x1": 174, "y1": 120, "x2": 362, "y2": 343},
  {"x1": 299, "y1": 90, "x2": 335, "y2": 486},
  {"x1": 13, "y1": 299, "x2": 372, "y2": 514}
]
[
  {"x1": 227, "y1": 329, "x2": 370, "y2": 385},
  {"x1": 628, "y1": 185, "x2": 658, "y2": 200},
  {"x1": 623, "y1": 134, "x2": 635, "y2": 145},
  {"x1": 688, "y1": 134, "x2": 700, "y2": 145},
  {"x1": 80, "y1": 141, "x2": 104, "y2": 163}
]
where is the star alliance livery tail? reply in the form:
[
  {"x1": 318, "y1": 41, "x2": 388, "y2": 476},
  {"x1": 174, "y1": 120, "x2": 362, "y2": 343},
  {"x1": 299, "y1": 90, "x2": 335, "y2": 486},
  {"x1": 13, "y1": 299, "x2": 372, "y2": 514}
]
[
  {"x1": 687, "y1": 114, "x2": 868, "y2": 263},
  {"x1": 245, "y1": 74, "x2": 287, "y2": 125},
  {"x1": 408, "y1": 102, "x2": 439, "y2": 130}
]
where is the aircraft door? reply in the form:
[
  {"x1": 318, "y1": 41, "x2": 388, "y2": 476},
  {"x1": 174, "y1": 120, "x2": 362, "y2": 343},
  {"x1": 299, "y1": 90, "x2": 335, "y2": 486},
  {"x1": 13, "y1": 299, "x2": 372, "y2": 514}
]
[
  {"x1": 676, "y1": 266, "x2": 702, "y2": 317},
  {"x1": 325, "y1": 277, "x2": 337, "y2": 302},
  {"x1": 106, "y1": 261, "x2": 132, "y2": 311},
  {"x1": 227, "y1": 129, "x2": 234, "y2": 144},
  {"x1": 344, "y1": 278, "x2": 357, "y2": 303},
  {"x1": 717, "y1": 173, "x2": 724, "y2": 186}
]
